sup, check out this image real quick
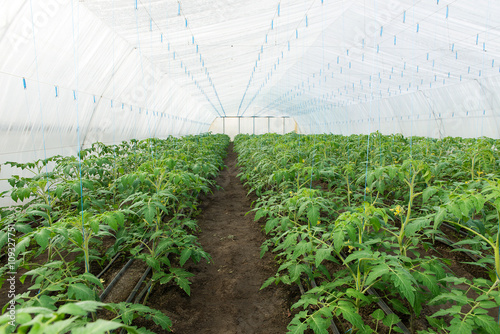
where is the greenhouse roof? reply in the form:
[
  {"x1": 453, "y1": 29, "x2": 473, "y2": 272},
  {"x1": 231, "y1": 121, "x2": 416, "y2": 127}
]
[{"x1": 0, "y1": 0, "x2": 499, "y2": 158}]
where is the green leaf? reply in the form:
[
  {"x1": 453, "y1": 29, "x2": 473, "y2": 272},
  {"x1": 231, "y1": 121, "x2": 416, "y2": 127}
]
[
  {"x1": 82, "y1": 272, "x2": 104, "y2": 289},
  {"x1": 58, "y1": 303, "x2": 87, "y2": 316},
  {"x1": 175, "y1": 277, "x2": 191, "y2": 296},
  {"x1": 260, "y1": 277, "x2": 276, "y2": 290},
  {"x1": 337, "y1": 300, "x2": 364, "y2": 329},
  {"x1": 15, "y1": 236, "x2": 31, "y2": 256},
  {"x1": 287, "y1": 314, "x2": 309, "y2": 334},
  {"x1": 265, "y1": 218, "x2": 280, "y2": 234},
  {"x1": 289, "y1": 264, "x2": 308, "y2": 282},
  {"x1": 34, "y1": 228, "x2": 51, "y2": 250},
  {"x1": 72, "y1": 319, "x2": 126, "y2": 334},
  {"x1": 145, "y1": 257, "x2": 160, "y2": 271},
  {"x1": 371, "y1": 309, "x2": 385, "y2": 321},
  {"x1": 307, "y1": 312, "x2": 330, "y2": 334},
  {"x1": 389, "y1": 267, "x2": 416, "y2": 307},
  {"x1": 382, "y1": 314, "x2": 401, "y2": 328},
  {"x1": 343, "y1": 250, "x2": 372, "y2": 265},
  {"x1": 104, "y1": 213, "x2": 117, "y2": 230},
  {"x1": 423, "y1": 187, "x2": 438, "y2": 203},
  {"x1": 473, "y1": 314, "x2": 500, "y2": 334},
  {"x1": 68, "y1": 283, "x2": 95, "y2": 301},
  {"x1": 307, "y1": 206, "x2": 320, "y2": 226},
  {"x1": 143, "y1": 202, "x2": 156, "y2": 224},
  {"x1": 179, "y1": 248, "x2": 192, "y2": 267},
  {"x1": 90, "y1": 219, "x2": 100, "y2": 234},
  {"x1": 333, "y1": 231, "x2": 344, "y2": 252},
  {"x1": 42, "y1": 318, "x2": 77, "y2": 333},
  {"x1": 315, "y1": 247, "x2": 333, "y2": 267},
  {"x1": 365, "y1": 263, "x2": 389, "y2": 287},
  {"x1": 434, "y1": 207, "x2": 446, "y2": 229},
  {"x1": 150, "y1": 310, "x2": 172, "y2": 330},
  {"x1": 448, "y1": 317, "x2": 474, "y2": 334}
]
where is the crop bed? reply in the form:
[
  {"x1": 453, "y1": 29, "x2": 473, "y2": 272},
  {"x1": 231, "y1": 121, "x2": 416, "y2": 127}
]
[
  {"x1": 235, "y1": 133, "x2": 500, "y2": 334},
  {"x1": 0, "y1": 134, "x2": 229, "y2": 333}
]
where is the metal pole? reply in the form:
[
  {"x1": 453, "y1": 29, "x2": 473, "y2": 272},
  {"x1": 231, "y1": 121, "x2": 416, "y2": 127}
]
[
  {"x1": 268, "y1": 116, "x2": 270, "y2": 134},
  {"x1": 238, "y1": 116, "x2": 240, "y2": 135},
  {"x1": 283, "y1": 117, "x2": 285, "y2": 134},
  {"x1": 223, "y1": 117, "x2": 225, "y2": 134},
  {"x1": 253, "y1": 116, "x2": 255, "y2": 135}
]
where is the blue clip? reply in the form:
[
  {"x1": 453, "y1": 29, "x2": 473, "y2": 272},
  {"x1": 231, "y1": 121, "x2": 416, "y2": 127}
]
[
  {"x1": 394, "y1": 35, "x2": 396, "y2": 45},
  {"x1": 74, "y1": 91, "x2": 77, "y2": 100},
  {"x1": 55, "y1": 86, "x2": 58, "y2": 97},
  {"x1": 23, "y1": 78, "x2": 27, "y2": 90},
  {"x1": 380, "y1": 26, "x2": 383, "y2": 37},
  {"x1": 446, "y1": 6, "x2": 449, "y2": 18}
]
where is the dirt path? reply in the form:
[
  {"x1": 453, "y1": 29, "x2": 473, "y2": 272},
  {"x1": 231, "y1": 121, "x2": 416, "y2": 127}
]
[{"x1": 145, "y1": 143, "x2": 291, "y2": 333}]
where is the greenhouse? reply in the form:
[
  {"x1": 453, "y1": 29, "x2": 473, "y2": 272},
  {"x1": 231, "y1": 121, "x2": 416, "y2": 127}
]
[{"x1": 1, "y1": 0, "x2": 500, "y2": 333}]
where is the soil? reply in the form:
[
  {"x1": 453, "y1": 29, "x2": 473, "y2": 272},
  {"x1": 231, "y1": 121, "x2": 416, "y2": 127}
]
[{"x1": 140, "y1": 143, "x2": 292, "y2": 333}]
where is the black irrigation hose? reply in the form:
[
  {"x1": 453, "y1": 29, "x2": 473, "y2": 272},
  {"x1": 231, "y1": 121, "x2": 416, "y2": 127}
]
[
  {"x1": 441, "y1": 222, "x2": 470, "y2": 237},
  {"x1": 97, "y1": 252, "x2": 123, "y2": 279},
  {"x1": 126, "y1": 267, "x2": 151, "y2": 303},
  {"x1": 99, "y1": 258, "x2": 136, "y2": 301},
  {"x1": 134, "y1": 281, "x2": 152, "y2": 304}
]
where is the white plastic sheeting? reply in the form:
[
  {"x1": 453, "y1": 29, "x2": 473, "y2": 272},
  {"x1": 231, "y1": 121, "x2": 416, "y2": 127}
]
[
  {"x1": 0, "y1": 0, "x2": 499, "y2": 169},
  {"x1": 255, "y1": 0, "x2": 500, "y2": 138}
]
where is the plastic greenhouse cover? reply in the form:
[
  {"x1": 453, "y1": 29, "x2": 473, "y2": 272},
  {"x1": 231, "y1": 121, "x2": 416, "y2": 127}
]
[{"x1": 0, "y1": 0, "x2": 499, "y2": 170}]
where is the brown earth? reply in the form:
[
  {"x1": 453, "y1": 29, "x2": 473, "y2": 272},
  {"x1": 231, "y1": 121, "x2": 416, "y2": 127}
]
[{"x1": 142, "y1": 143, "x2": 292, "y2": 333}]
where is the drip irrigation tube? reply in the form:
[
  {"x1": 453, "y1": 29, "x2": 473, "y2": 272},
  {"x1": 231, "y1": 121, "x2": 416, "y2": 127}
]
[
  {"x1": 97, "y1": 251, "x2": 122, "y2": 279},
  {"x1": 126, "y1": 266, "x2": 151, "y2": 303},
  {"x1": 100, "y1": 257, "x2": 136, "y2": 301}
]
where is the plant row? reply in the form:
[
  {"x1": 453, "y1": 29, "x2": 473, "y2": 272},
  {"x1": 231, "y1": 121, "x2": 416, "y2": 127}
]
[
  {"x1": 235, "y1": 132, "x2": 500, "y2": 334},
  {"x1": 0, "y1": 133, "x2": 230, "y2": 333}
]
